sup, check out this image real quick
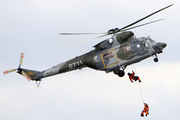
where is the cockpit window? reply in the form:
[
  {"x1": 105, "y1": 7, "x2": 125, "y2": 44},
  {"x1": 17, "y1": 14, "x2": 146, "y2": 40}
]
[
  {"x1": 141, "y1": 41, "x2": 146, "y2": 46},
  {"x1": 141, "y1": 41, "x2": 149, "y2": 49},
  {"x1": 147, "y1": 38, "x2": 156, "y2": 44}
]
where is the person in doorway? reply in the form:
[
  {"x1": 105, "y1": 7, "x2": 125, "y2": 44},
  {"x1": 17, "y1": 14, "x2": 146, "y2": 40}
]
[
  {"x1": 141, "y1": 103, "x2": 149, "y2": 117},
  {"x1": 128, "y1": 71, "x2": 141, "y2": 83}
]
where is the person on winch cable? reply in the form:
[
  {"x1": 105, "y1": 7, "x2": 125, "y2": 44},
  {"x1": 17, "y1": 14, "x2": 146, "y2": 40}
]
[
  {"x1": 128, "y1": 71, "x2": 141, "y2": 83},
  {"x1": 141, "y1": 103, "x2": 149, "y2": 117}
]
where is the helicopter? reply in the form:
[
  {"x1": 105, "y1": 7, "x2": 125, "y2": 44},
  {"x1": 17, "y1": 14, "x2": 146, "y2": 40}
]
[{"x1": 3, "y1": 4, "x2": 173, "y2": 87}]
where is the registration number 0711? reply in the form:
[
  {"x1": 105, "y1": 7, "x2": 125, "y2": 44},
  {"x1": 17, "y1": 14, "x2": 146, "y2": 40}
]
[{"x1": 69, "y1": 60, "x2": 83, "y2": 68}]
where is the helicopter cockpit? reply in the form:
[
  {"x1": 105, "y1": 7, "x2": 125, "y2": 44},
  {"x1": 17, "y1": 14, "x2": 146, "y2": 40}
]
[
  {"x1": 147, "y1": 37, "x2": 156, "y2": 44},
  {"x1": 138, "y1": 37, "x2": 156, "y2": 48}
]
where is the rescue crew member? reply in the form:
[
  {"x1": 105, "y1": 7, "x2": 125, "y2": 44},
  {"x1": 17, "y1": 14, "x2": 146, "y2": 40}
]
[
  {"x1": 141, "y1": 103, "x2": 149, "y2": 117},
  {"x1": 128, "y1": 71, "x2": 142, "y2": 83}
]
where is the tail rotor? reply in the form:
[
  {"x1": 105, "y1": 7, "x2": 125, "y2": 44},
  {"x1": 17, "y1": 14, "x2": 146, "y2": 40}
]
[{"x1": 3, "y1": 53, "x2": 31, "y2": 81}]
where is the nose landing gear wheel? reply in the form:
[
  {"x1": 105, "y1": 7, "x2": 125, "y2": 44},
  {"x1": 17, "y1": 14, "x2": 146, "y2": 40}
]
[{"x1": 154, "y1": 58, "x2": 158, "y2": 62}]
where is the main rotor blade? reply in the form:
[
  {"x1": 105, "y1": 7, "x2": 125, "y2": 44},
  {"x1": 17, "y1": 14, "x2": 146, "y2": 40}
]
[
  {"x1": 3, "y1": 69, "x2": 16, "y2": 74},
  {"x1": 22, "y1": 71, "x2": 31, "y2": 81},
  {"x1": 19, "y1": 53, "x2": 24, "y2": 66},
  {"x1": 52, "y1": 34, "x2": 108, "y2": 49},
  {"x1": 119, "y1": 4, "x2": 173, "y2": 31},
  {"x1": 121, "y1": 18, "x2": 165, "y2": 31},
  {"x1": 59, "y1": 33, "x2": 107, "y2": 35}
]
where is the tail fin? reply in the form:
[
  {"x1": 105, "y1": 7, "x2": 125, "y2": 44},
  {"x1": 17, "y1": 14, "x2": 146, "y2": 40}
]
[
  {"x1": 3, "y1": 53, "x2": 43, "y2": 87},
  {"x1": 18, "y1": 68, "x2": 43, "y2": 87},
  {"x1": 18, "y1": 68, "x2": 43, "y2": 81}
]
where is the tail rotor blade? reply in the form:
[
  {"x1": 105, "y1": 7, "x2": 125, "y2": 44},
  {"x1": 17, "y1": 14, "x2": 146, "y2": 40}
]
[
  {"x1": 3, "y1": 69, "x2": 16, "y2": 74},
  {"x1": 22, "y1": 71, "x2": 31, "y2": 81},
  {"x1": 19, "y1": 53, "x2": 24, "y2": 66}
]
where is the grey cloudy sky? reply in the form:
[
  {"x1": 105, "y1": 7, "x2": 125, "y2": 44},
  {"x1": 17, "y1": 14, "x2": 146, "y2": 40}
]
[{"x1": 1, "y1": 0, "x2": 180, "y2": 120}]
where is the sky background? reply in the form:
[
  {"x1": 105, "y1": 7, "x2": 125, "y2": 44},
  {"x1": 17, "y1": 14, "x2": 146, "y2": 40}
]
[{"x1": 1, "y1": 0, "x2": 180, "y2": 120}]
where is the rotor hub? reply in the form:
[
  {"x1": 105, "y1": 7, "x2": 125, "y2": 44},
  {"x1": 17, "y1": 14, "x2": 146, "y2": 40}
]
[{"x1": 108, "y1": 28, "x2": 120, "y2": 34}]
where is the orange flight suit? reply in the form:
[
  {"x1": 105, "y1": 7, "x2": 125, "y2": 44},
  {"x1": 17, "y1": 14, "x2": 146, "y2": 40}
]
[
  {"x1": 141, "y1": 103, "x2": 149, "y2": 117},
  {"x1": 128, "y1": 71, "x2": 141, "y2": 83}
]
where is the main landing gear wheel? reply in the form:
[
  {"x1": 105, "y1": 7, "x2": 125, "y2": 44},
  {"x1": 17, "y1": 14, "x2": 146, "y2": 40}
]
[
  {"x1": 118, "y1": 70, "x2": 125, "y2": 77},
  {"x1": 113, "y1": 68, "x2": 125, "y2": 77},
  {"x1": 113, "y1": 68, "x2": 120, "y2": 75}
]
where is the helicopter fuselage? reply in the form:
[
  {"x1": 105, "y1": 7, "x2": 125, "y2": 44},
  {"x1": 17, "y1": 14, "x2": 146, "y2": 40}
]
[{"x1": 26, "y1": 31, "x2": 166, "y2": 80}]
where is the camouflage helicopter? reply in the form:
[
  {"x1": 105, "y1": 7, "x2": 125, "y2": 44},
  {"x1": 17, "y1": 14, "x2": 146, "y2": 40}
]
[{"x1": 3, "y1": 4, "x2": 173, "y2": 87}]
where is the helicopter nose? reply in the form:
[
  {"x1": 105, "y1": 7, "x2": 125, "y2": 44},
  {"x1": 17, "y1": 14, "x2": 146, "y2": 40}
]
[{"x1": 157, "y1": 42, "x2": 167, "y2": 50}]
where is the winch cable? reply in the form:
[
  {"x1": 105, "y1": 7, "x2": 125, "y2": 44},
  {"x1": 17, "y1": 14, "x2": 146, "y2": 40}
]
[{"x1": 131, "y1": 65, "x2": 145, "y2": 104}]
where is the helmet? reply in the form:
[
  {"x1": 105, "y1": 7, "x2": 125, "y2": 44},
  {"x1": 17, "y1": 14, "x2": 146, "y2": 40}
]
[{"x1": 144, "y1": 103, "x2": 148, "y2": 106}]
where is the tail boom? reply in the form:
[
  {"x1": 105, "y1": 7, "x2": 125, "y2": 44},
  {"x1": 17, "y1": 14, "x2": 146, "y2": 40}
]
[{"x1": 41, "y1": 55, "x2": 87, "y2": 79}]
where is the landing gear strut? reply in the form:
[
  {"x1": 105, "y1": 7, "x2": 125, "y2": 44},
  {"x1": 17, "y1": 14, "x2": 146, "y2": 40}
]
[{"x1": 154, "y1": 55, "x2": 158, "y2": 62}]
